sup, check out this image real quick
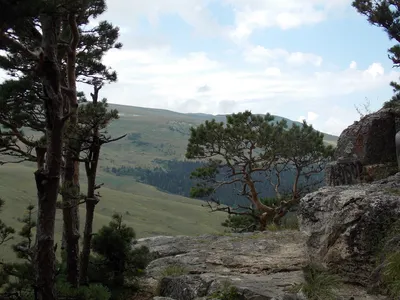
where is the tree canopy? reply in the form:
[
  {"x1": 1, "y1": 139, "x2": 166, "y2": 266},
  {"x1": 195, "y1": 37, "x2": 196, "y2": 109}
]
[
  {"x1": 352, "y1": 0, "x2": 400, "y2": 108},
  {"x1": 186, "y1": 111, "x2": 334, "y2": 229}
]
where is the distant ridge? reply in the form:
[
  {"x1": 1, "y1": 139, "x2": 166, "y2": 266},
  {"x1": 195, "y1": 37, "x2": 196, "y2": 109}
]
[{"x1": 107, "y1": 103, "x2": 339, "y2": 145}]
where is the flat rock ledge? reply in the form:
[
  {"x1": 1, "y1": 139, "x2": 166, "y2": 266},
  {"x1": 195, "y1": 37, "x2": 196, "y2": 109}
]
[{"x1": 134, "y1": 231, "x2": 386, "y2": 300}]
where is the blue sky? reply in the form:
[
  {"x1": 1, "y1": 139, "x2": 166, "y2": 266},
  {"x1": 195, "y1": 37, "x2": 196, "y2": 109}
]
[{"x1": 12, "y1": 0, "x2": 400, "y2": 135}]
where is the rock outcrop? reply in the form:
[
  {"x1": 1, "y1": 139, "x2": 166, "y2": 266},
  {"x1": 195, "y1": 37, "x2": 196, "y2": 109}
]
[
  {"x1": 298, "y1": 172, "x2": 400, "y2": 288},
  {"x1": 326, "y1": 108, "x2": 399, "y2": 186},
  {"x1": 334, "y1": 108, "x2": 398, "y2": 165},
  {"x1": 135, "y1": 232, "x2": 386, "y2": 300}
]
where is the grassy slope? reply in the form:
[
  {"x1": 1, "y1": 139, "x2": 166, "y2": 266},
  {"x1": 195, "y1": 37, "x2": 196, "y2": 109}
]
[
  {"x1": 0, "y1": 164, "x2": 225, "y2": 260},
  {"x1": 18, "y1": 104, "x2": 338, "y2": 171},
  {"x1": 100, "y1": 104, "x2": 339, "y2": 169}
]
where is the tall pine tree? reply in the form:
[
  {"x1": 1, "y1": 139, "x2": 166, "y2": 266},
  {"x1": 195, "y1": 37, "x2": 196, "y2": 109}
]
[{"x1": 0, "y1": 0, "x2": 121, "y2": 296}]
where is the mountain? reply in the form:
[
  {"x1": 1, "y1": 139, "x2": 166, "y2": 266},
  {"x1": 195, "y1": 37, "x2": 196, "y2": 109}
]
[{"x1": 100, "y1": 104, "x2": 338, "y2": 171}]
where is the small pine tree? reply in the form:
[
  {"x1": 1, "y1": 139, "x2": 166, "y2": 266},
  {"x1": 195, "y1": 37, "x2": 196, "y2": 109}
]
[
  {"x1": 0, "y1": 204, "x2": 36, "y2": 299},
  {"x1": 89, "y1": 214, "x2": 151, "y2": 299},
  {"x1": 0, "y1": 198, "x2": 15, "y2": 246}
]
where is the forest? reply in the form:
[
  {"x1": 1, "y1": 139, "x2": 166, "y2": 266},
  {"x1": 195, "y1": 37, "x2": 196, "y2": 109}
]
[{"x1": 104, "y1": 159, "x2": 326, "y2": 207}]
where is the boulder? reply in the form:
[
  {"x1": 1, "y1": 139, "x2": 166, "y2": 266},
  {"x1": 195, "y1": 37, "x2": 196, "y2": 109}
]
[
  {"x1": 298, "y1": 172, "x2": 400, "y2": 287},
  {"x1": 325, "y1": 158, "x2": 363, "y2": 186},
  {"x1": 334, "y1": 108, "x2": 397, "y2": 165},
  {"x1": 135, "y1": 232, "x2": 386, "y2": 300}
]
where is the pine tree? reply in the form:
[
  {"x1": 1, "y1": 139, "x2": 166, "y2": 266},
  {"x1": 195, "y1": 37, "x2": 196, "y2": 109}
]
[
  {"x1": 0, "y1": 204, "x2": 36, "y2": 299},
  {"x1": 352, "y1": 0, "x2": 400, "y2": 108},
  {"x1": 186, "y1": 111, "x2": 333, "y2": 229},
  {"x1": 90, "y1": 214, "x2": 151, "y2": 298},
  {"x1": 0, "y1": 0, "x2": 121, "y2": 296},
  {"x1": 186, "y1": 111, "x2": 288, "y2": 229},
  {"x1": 77, "y1": 84, "x2": 124, "y2": 285}
]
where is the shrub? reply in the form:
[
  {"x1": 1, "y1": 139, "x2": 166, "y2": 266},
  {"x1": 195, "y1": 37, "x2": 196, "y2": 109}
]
[
  {"x1": 208, "y1": 280, "x2": 240, "y2": 300},
  {"x1": 291, "y1": 263, "x2": 341, "y2": 300},
  {"x1": 382, "y1": 252, "x2": 400, "y2": 298},
  {"x1": 89, "y1": 213, "x2": 152, "y2": 299},
  {"x1": 160, "y1": 265, "x2": 188, "y2": 277},
  {"x1": 56, "y1": 282, "x2": 111, "y2": 300}
]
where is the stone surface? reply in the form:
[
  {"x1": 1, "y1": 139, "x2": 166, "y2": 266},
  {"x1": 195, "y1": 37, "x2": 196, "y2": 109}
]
[
  {"x1": 363, "y1": 163, "x2": 398, "y2": 182},
  {"x1": 325, "y1": 159, "x2": 363, "y2": 186},
  {"x1": 135, "y1": 232, "x2": 386, "y2": 300},
  {"x1": 298, "y1": 172, "x2": 400, "y2": 287},
  {"x1": 334, "y1": 108, "x2": 398, "y2": 165},
  {"x1": 325, "y1": 159, "x2": 398, "y2": 187}
]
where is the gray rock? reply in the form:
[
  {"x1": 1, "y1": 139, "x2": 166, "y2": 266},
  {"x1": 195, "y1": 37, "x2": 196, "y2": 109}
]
[
  {"x1": 334, "y1": 108, "x2": 398, "y2": 165},
  {"x1": 325, "y1": 159, "x2": 363, "y2": 186},
  {"x1": 298, "y1": 172, "x2": 400, "y2": 287},
  {"x1": 136, "y1": 231, "x2": 386, "y2": 299}
]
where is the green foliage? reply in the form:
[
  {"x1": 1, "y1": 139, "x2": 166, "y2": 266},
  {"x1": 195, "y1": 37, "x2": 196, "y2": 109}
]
[
  {"x1": 159, "y1": 265, "x2": 188, "y2": 277},
  {"x1": 208, "y1": 280, "x2": 240, "y2": 300},
  {"x1": 0, "y1": 204, "x2": 36, "y2": 299},
  {"x1": 382, "y1": 252, "x2": 400, "y2": 298},
  {"x1": 0, "y1": 0, "x2": 122, "y2": 164},
  {"x1": 155, "y1": 264, "x2": 189, "y2": 295},
  {"x1": 291, "y1": 263, "x2": 341, "y2": 300},
  {"x1": 0, "y1": 198, "x2": 15, "y2": 245},
  {"x1": 221, "y1": 215, "x2": 257, "y2": 233},
  {"x1": 352, "y1": 0, "x2": 400, "y2": 108},
  {"x1": 56, "y1": 282, "x2": 111, "y2": 300},
  {"x1": 90, "y1": 213, "x2": 152, "y2": 298},
  {"x1": 186, "y1": 112, "x2": 333, "y2": 229},
  {"x1": 77, "y1": 99, "x2": 119, "y2": 141}
]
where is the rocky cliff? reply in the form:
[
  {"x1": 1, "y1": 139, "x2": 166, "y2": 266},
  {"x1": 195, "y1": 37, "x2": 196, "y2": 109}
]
[{"x1": 299, "y1": 172, "x2": 400, "y2": 289}]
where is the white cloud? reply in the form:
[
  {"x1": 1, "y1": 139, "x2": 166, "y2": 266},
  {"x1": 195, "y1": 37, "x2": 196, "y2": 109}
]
[
  {"x1": 264, "y1": 67, "x2": 281, "y2": 76},
  {"x1": 320, "y1": 106, "x2": 360, "y2": 136},
  {"x1": 99, "y1": 0, "x2": 351, "y2": 42},
  {"x1": 101, "y1": 0, "x2": 227, "y2": 37},
  {"x1": 364, "y1": 62, "x2": 384, "y2": 78},
  {"x1": 244, "y1": 46, "x2": 323, "y2": 67},
  {"x1": 224, "y1": 0, "x2": 350, "y2": 40},
  {"x1": 350, "y1": 61, "x2": 357, "y2": 69},
  {"x1": 298, "y1": 111, "x2": 319, "y2": 123},
  {"x1": 307, "y1": 111, "x2": 319, "y2": 121},
  {"x1": 74, "y1": 46, "x2": 399, "y2": 136}
]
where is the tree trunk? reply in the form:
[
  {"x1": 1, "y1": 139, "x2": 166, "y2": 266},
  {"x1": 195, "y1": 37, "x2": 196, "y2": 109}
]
[
  {"x1": 79, "y1": 86, "x2": 101, "y2": 285},
  {"x1": 34, "y1": 13, "x2": 65, "y2": 300},
  {"x1": 61, "y1": 12, "x2": 81, "y2": 287},
  {"x1": 34, "y1": 128, "x2": 61, "y2": 300},
  {"x1": 61, "y1": 148, "x2": 80, "y2": 286},
  {"x1": 79, "y1": 176, "x2": 98, "y2": 285},
  {"x1": 292, "y1": 169, "x2": 301, "y2": 200}
]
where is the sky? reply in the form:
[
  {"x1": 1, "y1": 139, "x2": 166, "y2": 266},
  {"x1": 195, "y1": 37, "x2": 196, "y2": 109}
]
[{"x1": 2, "y1": 0, "x2": 399, "y2": 136}]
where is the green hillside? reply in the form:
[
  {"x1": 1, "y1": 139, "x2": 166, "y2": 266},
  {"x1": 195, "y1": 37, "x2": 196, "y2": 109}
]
[
  {"x1": 15, "y1": 104, "x2": 338, "y2": 171},
  {"x1": 0, "y1": 164, "x2": 226, "y2": 260},
  {"x1": 99, "y1": 104, "x2": 338, "y2": 169}
]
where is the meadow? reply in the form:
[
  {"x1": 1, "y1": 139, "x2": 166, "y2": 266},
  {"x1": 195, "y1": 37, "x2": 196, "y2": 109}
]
[{"x1": 0, "y1": 164, "x2": 226, "y2": 260}]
